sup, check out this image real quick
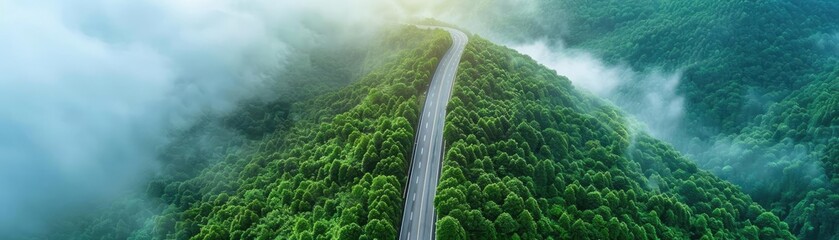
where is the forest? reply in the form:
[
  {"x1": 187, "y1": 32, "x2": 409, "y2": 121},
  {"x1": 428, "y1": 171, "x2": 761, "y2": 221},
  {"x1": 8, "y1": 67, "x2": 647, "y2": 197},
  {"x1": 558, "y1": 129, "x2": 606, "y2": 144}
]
[
  {"x1": 12, "y1": 0, "x2": 836, "y2": 239},
  {"x1": 50, "y1": 27, "x2": 450, "y2": 239},
  {"x1": 480, "y1": 1, "x2": 839, "y2": 238},
  {"x1": 434, "y1": 36, "x2": 793, "y2": 239},
  {"x1": 50, "y1": 24, "x2": 802, "y2": 239}
]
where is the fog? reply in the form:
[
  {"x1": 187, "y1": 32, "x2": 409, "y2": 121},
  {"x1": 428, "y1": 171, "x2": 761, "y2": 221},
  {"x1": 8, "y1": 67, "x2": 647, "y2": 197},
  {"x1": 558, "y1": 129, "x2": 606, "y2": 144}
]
[
  {"x1": 7, "y1": 0, "x2": 819, "y2": 237},
  {"x1": 0, "y1": 0, "x2": 421, "y2": 237},
  {"x1": 401, "y1": 0, "x2": 689, "y2": 140},
  {"x1": 512, "y1": 40, "x2": 686, "y2": 139},
  {"x1": 814, "y1": 32, "x2": 839, "y2": 55}
]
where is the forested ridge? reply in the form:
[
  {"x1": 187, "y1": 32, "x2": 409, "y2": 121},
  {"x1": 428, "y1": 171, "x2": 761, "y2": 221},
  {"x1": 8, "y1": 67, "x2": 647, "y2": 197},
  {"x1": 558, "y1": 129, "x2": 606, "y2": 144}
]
[
  {"x1": 433, "y1": 36, "x2": 794, "y2": 239},
  {"x1": 696, "y1": 68, "x2": 839, "y2": 239},
  {"x1": 143, "y1": 28, "x2": 450, "y2": 239},
  {"x1": 49, "y1": 14, "x2": 832, "y2": 238},
  {"x1": 482, "y1": 1, "x2": 839, "y2": 238},
  {"x1": 530, "y1": 0, "x2": 839, "y2": 137},
  {"x1": 11, "y1": 0, "x2": 838, "y2": 239},
  {"x1": 51, "y1": 26, "x2": 451, "y2": 240}
]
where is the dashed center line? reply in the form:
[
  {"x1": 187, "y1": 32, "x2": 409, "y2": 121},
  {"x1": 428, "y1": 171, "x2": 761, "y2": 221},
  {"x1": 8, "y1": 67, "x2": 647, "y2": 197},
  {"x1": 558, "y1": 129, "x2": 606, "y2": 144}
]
[{"x1": 400, "y1": 27, "x2": 467, "y2": 240}]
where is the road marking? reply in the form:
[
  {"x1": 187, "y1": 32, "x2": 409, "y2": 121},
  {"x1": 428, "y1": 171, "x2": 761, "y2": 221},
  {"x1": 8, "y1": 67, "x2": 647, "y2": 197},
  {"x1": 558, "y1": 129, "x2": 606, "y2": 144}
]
[
  {"x1": 399, "y1": 27, "x2": 467, "y2": 240},
  {"x1": 416, "y1": 48, "x2": 449, "y2": 240}
]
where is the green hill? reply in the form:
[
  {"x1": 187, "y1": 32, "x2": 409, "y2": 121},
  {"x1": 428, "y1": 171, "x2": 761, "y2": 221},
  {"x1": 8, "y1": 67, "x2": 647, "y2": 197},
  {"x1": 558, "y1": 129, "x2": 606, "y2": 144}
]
[
  {"x1": 58, "y1": 26, "x2": 795, "y2": 239},
  {"x1": 51, "y1": 26, "x2": 451, "y2": 240},
  {"x1": 468, "y1": 1, "x2": 839, "y2": 238},
  {"x1": 530, "y1": 0, "x2": 839, "y2": 137},
  {"x1": 695, "y1": 70, "x2": 839, "y2": 239},
  {"x1": 435, "y1": 36, "x2": 793, "y2": 239}
]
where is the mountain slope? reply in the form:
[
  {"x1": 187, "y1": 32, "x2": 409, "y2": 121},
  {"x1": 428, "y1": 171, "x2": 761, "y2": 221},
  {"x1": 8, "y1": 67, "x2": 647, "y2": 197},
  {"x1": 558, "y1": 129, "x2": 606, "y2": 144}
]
[
  {"x1": 533, "y1": 0, "x2": 839, "y2": 137},
  {"x1": 474, "y1": 1, "x2": 839, "y2": 238},
  {"x1": 58, "y1": 26, "x2": 797, "y2": 240},
  {"x1": 696, "y1": 68, "x2": 839, "y2": 239},
  {"x1": 143, "y1": 28, "x2": 452, "y2": 240},
  {"x1": 51, "y1": 26, "x2": 451, "y2": 240},
  {"x1": 434, "y1": 37, "x2": 795, "y2": 239}
]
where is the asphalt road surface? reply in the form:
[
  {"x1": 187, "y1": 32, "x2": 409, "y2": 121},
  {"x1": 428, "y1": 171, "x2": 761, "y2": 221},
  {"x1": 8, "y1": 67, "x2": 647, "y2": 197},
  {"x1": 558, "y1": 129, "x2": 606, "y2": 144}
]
[{"x1": 399, "y1": 26, "x2": 468, "y2": 240}]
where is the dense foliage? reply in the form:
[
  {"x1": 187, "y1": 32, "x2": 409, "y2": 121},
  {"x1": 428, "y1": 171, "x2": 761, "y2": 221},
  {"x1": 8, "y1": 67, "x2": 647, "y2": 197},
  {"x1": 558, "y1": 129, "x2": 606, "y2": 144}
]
[
  {"x1": 486, "y1": 1, "x2": 839, "y2": 238},
  {"x1": 531, "y1": 0, "x2": 839, "y2": 137},
  {"x1": 145, "y1": 28, "x2": 450, "y2": 240},
  {"x1": 695, "y1": 68, "x2": 839, "y2": 239},
  {"x1": 52, "y1": 27, "x2": 451, "y2": 240},
  {"x1": 53, "y1": 14, "x2": 834, "y2": 238},
  {"x1": 434, "y1": 37, "x2": 795, "y2": 239}
]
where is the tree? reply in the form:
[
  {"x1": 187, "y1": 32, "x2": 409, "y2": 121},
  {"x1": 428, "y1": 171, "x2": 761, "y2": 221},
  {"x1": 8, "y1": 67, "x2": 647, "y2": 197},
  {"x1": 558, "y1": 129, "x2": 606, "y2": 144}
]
[
  {"x1": 437, "y1": 216, "x2": 467, "y2": 240},
  {"x1": 495, "y1": 212, "x2": 519, "y2": 235},
  {"x1": 502, "y1": 193, "x2": 524, "y2": 215},
  {"x1": 517, "y1": 210, "x2": 537, "y2": 238},
  {"x1": 363, "y1": 219, "x2": 396, "y2": 240},
  {"x1": 338, "y1": 223, "x2": 362, "y2": 240}
]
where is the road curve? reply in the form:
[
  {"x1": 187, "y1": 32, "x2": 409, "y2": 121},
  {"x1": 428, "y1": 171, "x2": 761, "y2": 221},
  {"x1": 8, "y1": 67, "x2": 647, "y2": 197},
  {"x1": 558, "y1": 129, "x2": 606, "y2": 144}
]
[{"x1": 399, "y1": 26, "x2": 468, "y2": 240}]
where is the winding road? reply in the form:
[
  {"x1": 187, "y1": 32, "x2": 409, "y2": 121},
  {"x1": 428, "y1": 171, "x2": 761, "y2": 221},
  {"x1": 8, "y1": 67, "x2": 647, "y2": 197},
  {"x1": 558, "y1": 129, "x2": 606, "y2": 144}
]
[{"x1": 399, "y1": 26, "x2": 468, "y2": 240}]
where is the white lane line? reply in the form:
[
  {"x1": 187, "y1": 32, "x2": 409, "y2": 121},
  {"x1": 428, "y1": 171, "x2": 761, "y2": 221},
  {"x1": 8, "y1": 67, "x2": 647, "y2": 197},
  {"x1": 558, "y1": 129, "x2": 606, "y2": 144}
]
[
  {"x1": 411, "y1": 211, "x2": 413, "y2": 220},
  {"x1": 400, "y1": 28, "x2": 467, "y2": 240},
  {"x1": 416, "y1": 37, "x2": 452, "y2": 240},
  {"x1": 413, "y1": 193, "x2": 416, "y2": 201},
  {"x1": 419, "y1": 161, "x2": 422, "y2": 169}
]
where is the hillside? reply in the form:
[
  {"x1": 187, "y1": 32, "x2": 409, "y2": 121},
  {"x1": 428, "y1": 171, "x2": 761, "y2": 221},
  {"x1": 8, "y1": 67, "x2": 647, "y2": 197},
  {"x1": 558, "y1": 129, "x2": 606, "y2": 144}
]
[
  {"x1": 435, "y1": 37, "x2": 793, "y2": 239},
  {"x1": 64, "y1": 27, "x2": 792, "y2": 239},
  {"x1": 532, "y1": 0, "x2": 839, "y2": 137},
  {"x1": 466, "y1": 1, "x2": 839, "y2": 238},
  {"x1": 49, "y1": 26, "x2": 451, "y2": 239},
  {"x1": 9, "y1": 1, "x2": 837, "y2": 240},
  {"x1": 695, "y1": 69, "x2": 839, "y2": 239},
  {"x1": 58, "y1": 27, "x2": 797, "y2": 239}
]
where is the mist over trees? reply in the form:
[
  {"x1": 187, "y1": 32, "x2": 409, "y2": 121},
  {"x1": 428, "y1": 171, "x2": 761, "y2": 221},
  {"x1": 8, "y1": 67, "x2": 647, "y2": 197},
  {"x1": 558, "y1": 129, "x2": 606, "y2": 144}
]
[
  {"x1": 433, "y1": 36, "x2": 793, "y2": 239},
  {"x1": 46, "y1": 27, "x2": 451, "y2": 239},
  {"x1": 0, "y1": 0, "x2": 453, "y2": 238},
  {"x1": 3, "y1": 0, "x2": 837, "y2": 239},
  {"x1": 440, "y1": 1, "x2": 839, "y2": 238}
]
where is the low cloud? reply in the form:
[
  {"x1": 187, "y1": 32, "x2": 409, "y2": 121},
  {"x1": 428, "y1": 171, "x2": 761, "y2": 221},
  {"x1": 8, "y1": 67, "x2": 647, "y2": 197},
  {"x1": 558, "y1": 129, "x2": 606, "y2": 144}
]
[
  {"x1": 0, "y1": 0, "x2": 424, "y2": 237},
  {"x1": 512, "y1": 40, "x2": 685, "y2": 139},
  {"x1": 814, "y1": 32, "x2": 839, "y2": 55}
]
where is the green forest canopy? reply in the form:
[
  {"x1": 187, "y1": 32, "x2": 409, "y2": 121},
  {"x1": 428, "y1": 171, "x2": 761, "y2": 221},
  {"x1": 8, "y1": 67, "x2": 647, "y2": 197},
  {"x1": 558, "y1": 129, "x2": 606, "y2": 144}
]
[
  {"x1": 56, "y1": 22, "x2": 821, "y2": 239},
  {"x1": 478, "y1": 1, "x2": 839, "y2": 238},
  {"x1": 434, "y1": 36, "x2": 794, "y2": 239}
]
